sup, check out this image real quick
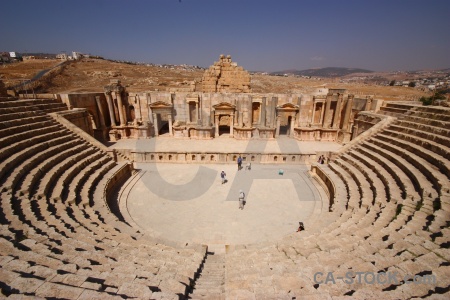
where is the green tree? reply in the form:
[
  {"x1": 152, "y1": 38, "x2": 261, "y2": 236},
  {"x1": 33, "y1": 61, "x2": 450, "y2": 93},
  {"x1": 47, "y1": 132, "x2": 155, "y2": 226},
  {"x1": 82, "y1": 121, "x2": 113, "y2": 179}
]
[
  {"x1": 419, "y1": 91, "x2": 446, "y2": 106},
  {"x1": 389, "y1": 80, "x2": 395, "y2": 86},
  {"x1": 419, "y1": 96, "x2": 432, "y2": 106}
]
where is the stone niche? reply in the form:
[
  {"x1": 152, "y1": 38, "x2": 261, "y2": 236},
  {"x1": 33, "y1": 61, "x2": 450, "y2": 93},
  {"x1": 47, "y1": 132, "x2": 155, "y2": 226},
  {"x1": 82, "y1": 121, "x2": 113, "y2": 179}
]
[{"x1": 201, "y1": 55, "x2": 251, "y2": 93}]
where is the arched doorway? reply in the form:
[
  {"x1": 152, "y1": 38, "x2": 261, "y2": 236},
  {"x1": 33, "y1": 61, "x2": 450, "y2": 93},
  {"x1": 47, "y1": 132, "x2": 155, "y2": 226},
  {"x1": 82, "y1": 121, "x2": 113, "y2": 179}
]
[
  {"x1": 149, "y1": 101, "x2": 174, "y2": 137},
  {"x1": 218, "y1": 115, "x2": 231, "y2": 136},
  {"x1": 279, "y1": 115, "x2": 291, "y2": 135},
  {"x1": 276, "y1": 103, "x2": 299, "y2": 137},
  {"x1": 213, "y1": 102, "x2": 236, "y2": 138}
]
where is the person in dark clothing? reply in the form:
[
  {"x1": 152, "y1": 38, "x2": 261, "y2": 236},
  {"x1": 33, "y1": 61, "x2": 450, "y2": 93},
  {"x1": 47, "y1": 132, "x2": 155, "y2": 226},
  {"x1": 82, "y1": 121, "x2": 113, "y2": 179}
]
[{"x1": 297, "y1": 222, "x2": 305, "y2": 232}]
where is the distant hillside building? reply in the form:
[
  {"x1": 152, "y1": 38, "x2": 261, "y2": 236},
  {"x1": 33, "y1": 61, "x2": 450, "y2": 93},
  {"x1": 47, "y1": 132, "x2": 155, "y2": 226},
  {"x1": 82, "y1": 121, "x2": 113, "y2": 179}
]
[
  {"x1": 72, "y1": 51, "x2": 83, "y2": 60},
  {"x1": 0, "y1": 52, "x2": 22, "y2": 63},
  {"x1": 56, "y1": 53, "x2": 68, "y2": 60}
]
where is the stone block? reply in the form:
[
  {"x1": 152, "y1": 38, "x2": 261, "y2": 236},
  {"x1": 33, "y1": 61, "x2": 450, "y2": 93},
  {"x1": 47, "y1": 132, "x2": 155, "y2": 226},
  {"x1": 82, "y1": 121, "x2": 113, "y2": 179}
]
[
  {"x1": 35, "y1": 282, "x2": 84, "y2": 299},
  {"x1": 117, "y1": 282, "x2": 153, "y2": 298}
]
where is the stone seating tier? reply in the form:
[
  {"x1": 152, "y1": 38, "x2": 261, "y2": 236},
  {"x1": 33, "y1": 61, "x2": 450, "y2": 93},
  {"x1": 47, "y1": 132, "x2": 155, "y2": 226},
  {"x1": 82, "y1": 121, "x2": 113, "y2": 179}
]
[
  {"x1": 341, "y1": 153, "x2": 388, "y2": 203},
  {"x1": 381, "y1": 128, "x2": 450, "y2": 177},
  {"x1": 374, "y1": 134, "x2": 446, "y2": 196},
  {"x1": 0, "y1": 98, "x2": 206, "y2": 298},
  {"x1": 401, "y1": 114, "x2": 450, "y2": 130},
  {"x1": 348, "y1": 149, "x2": 402, "y2": 202},
  {"x1": 0, "y1": 115, "x2": 51, "y2": 131},
  {"x1": 1, "y1": 98, "x2": 450, "y2": 298},
  {"x1": 0, "y1": 130, "x2": 74, "y2": 185},
  {"x1": 221, "y1": 104, "x2": 450, "y2": 298},
  {"x1": 389, "y1": 122, "x2": 450, "y2": 150},
  {"x1": 0, "y1": 98, "x2": 63, "y2": 108}
]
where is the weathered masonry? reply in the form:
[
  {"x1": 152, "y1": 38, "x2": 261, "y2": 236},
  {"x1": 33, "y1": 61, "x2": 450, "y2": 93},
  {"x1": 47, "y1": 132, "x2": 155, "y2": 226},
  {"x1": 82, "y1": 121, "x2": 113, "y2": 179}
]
[{"x1": 56, "y1": 55, "x2": 379, "y2": 144}]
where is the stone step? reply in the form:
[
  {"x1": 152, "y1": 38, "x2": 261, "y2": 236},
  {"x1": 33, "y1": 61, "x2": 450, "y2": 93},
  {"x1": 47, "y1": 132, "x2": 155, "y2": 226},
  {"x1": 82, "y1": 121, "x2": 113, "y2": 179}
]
[{"x1": 195, "y1": 282, "x2": 225, "y2": 288}]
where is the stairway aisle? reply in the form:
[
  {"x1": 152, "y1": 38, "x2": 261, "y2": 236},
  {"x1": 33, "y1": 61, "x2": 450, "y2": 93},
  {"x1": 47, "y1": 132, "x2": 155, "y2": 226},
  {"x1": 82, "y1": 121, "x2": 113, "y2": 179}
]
[{"x1": 189, "y1": 252, "x2": 226, "y2": 299}]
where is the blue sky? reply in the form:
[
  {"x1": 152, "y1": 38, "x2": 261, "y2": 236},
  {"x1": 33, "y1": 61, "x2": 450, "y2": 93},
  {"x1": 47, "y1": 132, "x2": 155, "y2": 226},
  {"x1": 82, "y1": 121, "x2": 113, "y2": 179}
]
[{"x1": 1, "y1": 0, "x2": 449, "y2": 72}]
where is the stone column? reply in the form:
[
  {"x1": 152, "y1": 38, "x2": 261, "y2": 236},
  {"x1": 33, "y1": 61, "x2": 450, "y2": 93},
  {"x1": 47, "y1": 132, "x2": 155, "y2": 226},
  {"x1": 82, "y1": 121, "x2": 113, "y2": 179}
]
[
  {"x1": 230, "y1": 115, "x2": 234, "y2": 137},
  {"x1": 296, "y1": 96, "x2": 302, "y2": 127},
  {"x1": 319, "y1": 102, "x2": 326, "y2": 124},
  {"x1": 153, "y1": 113, "x2": 159, "y2": 137},
  {"x1": 116, "y1": 89, "x2": 126, "y2": 126},
  {"x1": 342, "y1": 94, "x2": 354, "y2": 131},
  {"x1": 275, "y1": 115, "x2": 281, "y2": 137},
  {"x1": 135, "y1": 94, "x2": 142, "y2": 122},
  {"x1": 95, "y1": 96, "x2": 106, "y2": 128},
  {"x1": 272, "y1": 97, "x2": 278, "y2": 127},
  {"x1": 311, "y1": 101, "x2": 316, "y2": 124},
  {"x1": 352, "y1": 124, "x2": 358, "y2": 139},
  {"x1": 248, "y1": 96, "x2": 252, "y2": 125},
  {"x1": 148, "y1": 106, "x2": 154, "y2": 123},
  {"x1": 322, "y1": 93, "x2": 332, "y2": 128},
  {"x1": 105, "y1": 92, "x2": 116, "y2": 126},
  {"x1": 215, "y1": 115, "x2": 219, "y2": 136},
  {"x1": 168, "y1": 114, "x2": 173, "y2": 136},
  {"x1": 290, "y1": 114, "x2": 296, "y2": 137},
  {"x1": 238, "y1": 112, "x2": 243, "y2": 127},
  {"x1": 365, "y1": 96, "x2": 373, "y2": 111},
  {"x1": 332, "y1": 93, "x2": 343, "y2": 129},
  {"x1": 261, "y1": 97, "x2": 266, "y2": 126},
  {"x1": 243, "y1": 109, "x2": 249, "y2": 127},
  {"x1": 196, "y1": 102, "x2": 199, "y2": 123}
]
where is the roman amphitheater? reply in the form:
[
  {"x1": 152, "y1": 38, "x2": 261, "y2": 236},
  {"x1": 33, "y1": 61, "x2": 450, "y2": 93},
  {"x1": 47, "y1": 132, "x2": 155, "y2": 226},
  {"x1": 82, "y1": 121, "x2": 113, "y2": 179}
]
[{"x1": 0, "y1": 55, "x2": 449, "y2": 299}]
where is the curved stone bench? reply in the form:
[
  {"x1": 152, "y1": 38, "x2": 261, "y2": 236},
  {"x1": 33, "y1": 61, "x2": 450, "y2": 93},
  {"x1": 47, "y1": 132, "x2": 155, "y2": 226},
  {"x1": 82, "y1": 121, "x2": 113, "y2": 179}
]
[{"x1": 381, "y1": 129, "x2": 450, "y2": 176}]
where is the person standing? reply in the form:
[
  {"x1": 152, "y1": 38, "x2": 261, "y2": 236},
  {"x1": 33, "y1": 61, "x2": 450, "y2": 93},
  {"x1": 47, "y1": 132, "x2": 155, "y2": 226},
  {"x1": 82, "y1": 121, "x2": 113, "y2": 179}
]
[
  {"x1": 221, "y1": 171, "x2": 226, "y2": 184},
  {"x1": 237, "y1": 155, "x2": 242, "y2": 171},
  {"x1": 239, "y1": 189, "x2": 245, "y2": 210}
]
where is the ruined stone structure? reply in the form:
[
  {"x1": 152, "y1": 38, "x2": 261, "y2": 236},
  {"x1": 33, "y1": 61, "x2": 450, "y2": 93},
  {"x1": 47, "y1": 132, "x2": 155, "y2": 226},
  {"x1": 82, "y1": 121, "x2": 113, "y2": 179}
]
[
  {"x1": 1, "y1": 55, "x2": 449, "y2": 298},
  {"x1": 50, "y1": 57, "x2": 383, "y2": 145},
  {"x1": 1, "y1": 94, "x2": 449, "y2": 298},
  {"x1": 201, "y1": 54, "x2": 251, "y2": 93}
]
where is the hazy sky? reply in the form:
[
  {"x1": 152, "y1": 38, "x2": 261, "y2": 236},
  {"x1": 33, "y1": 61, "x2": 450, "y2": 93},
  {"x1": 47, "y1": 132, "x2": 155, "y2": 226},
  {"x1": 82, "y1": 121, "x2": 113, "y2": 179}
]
[{"x1": 1, "y1": 0, "x2": 449, "y2": 72}]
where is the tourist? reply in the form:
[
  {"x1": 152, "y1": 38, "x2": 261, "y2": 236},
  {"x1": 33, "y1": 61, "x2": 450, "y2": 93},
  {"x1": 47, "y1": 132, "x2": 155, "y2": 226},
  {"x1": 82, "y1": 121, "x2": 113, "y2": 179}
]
[
  {"x1": 237, "y1": 155, "x2": 242, "y2": 170},
  {"x1": 318, "y1": 155, "x2": 325, "y2": 164},
  {"x1": 239, "y1": 189, "x2": 245, "y2": 210},
  {"x1": 297, "y1": 222, "x2": 305, "y2": 232},
  {"x1": 221, "y1": 171, "x2": 226, "y2": 184},
  {"x1": 317, "y1": 155, "x2": 323, "y2": 164}
]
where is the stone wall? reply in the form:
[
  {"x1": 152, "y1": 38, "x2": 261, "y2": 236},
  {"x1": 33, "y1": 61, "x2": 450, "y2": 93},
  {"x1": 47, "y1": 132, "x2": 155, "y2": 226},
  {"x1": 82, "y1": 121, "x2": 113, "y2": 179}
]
[
  {"x1": 35, "y1": 88, "x2": 374, "y2": 144},
  {"x1": 54, "y1": 108, "x2": 95, "y2": 136},
  {"x1": 311, "y1": 164, "x2": 335, "y2": 211},
  {"x1": 201, "y1": 55, "x2": 251, "y2": 93},
  {"x1": 118, "y1": 149, "x2": 316, "y2": 165},
  {"x1": 60, "y1": 93, "x2": 108, "y2": 128}
]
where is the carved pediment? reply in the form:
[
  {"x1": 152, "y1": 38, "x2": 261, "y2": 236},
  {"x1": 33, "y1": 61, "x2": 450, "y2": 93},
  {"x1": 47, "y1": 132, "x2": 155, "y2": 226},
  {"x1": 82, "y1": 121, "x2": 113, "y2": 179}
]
[
  {"x1": 212, "y1": 102, "x2": 236, "y2": 110},
  {"x1": 276, "y1": 103, "x2": 299, "y2": 110},
  {"x1": 186, "y1": 95, "x2": 199, "y2": 103},
  {"x1": 149, "y1": 101, "x2": 173, "y2": 109}
]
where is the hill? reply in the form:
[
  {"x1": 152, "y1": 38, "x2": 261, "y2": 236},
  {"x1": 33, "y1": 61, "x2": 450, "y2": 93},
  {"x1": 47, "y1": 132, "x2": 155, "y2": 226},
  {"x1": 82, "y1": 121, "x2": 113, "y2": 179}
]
[
  {"x1": 272, "y1": 67, "x2": 374, "y2": 77},
  {"x1": 0, "y1": 58, "x2": 430, "y2": 99}
]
